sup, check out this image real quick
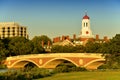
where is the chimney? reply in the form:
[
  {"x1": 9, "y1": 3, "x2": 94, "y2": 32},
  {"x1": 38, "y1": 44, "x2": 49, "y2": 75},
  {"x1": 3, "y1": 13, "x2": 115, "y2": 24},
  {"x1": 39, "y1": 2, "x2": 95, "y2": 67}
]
[
  {"x1": 48, "y1": 41, "x2": 50, "y2": 47},
  {"x1": 73, "y1": 34, "x2": 76, "y2": 40},
  {"x1": 66, "y1": 35, "x2": 70, "y2": 40},
  {"x1": 96, "y1": 34, "x2": 99, "y2": 40},
  {"x1": 62, "y1": 35, "x2": 65, "y2": 41},
  {"x1": 58, "y1": 37, "x2": 60, "y2": 42},
  {"x1": 53, "y1": 38, "x2": 55, "y2": 43},
  {"x1": 104, "y1": 36, "x2": 108, "y2": 42},
  {"x1": 53, "y1": 38, "x2": 57, "y2": 43}
]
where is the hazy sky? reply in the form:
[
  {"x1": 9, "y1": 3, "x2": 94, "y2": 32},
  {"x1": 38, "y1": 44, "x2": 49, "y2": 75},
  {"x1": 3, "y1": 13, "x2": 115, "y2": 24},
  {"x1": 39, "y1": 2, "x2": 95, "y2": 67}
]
[{"x1": 0, "y1": 0, "x2": 120, "y2": 39}]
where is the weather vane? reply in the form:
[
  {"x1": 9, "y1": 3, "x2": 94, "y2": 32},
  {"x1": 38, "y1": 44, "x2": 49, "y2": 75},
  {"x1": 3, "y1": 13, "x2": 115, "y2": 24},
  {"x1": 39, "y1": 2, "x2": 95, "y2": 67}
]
[{"x1": 85, "y1": 9, "x2": 87, "y2": 15}]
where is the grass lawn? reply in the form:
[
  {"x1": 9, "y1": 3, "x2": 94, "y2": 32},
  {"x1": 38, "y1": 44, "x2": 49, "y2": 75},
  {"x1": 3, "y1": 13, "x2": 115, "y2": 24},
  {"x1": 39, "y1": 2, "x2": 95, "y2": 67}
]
[{"x1": 36, "y1": 71, "x2": 120, "y2": 80}]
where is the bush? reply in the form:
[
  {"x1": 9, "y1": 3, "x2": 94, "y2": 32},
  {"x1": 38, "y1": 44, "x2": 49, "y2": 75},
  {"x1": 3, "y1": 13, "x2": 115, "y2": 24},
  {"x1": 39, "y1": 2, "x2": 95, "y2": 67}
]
[
  {"x1": 53, "y1": 62, "x2": 87, "y2": 73},
  {"x1": 0, "y1": 67, "x2": 52, "y2": 80},
  {"x1": 30, "y1": 68, "x2": 52, "y2": 79},
  {"x1": 98, "y1": 64, "x2": 108, "y2": 69},
  {"x1": 75, "y1": 67, "x2": 87, "y2": 71}
]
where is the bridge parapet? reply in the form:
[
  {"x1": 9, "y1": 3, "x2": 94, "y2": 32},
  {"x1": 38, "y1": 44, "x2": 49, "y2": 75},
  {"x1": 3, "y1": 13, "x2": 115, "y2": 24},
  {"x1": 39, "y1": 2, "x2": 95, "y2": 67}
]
[{"x1": 6, "y1": 53, "x2": 104, "y2": 60}]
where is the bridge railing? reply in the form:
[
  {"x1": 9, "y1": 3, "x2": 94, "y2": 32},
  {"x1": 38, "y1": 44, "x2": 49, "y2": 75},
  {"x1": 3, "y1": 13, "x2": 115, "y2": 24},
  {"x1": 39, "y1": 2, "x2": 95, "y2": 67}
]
[{"x1": 6, "y1": 53, "x2": 105, "y2": 60}]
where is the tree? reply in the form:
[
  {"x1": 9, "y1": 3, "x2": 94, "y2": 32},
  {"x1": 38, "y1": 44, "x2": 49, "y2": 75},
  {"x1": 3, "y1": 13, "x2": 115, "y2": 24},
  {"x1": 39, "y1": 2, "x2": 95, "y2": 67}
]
[
  {"x1": 102, "y1": 34, "x2": 120, "y2": 55},
  {"x1": 51, "y1": 45, "x2": 64, "y2": 53},
  {"x1": 32, "y1": 45, "x2": 45, "y2": 54},
  {"x1": 51, "y1": 45, "x2": 85, "y2": 53},
  {"x1": 74, "y1": 45, "x2": 85, "y2": 53},
  {"x1": 102, "y1": 34, "x2": 120, "y2": 69},
  {"x1": 85, "y1": 41, "x2": 102, "y2": 53},
  {"x1": 0, "y1": 40, "x2": 9, "y2": 60},
  {"x1": 32, "y1": 35, "x2": 52, "y2": 53},
  {"x1": 8, "y1": 37, "x2": 33, "y2": 56},
  {"x1": 32, "y1": 35, "x2": 52, "y2": 46}
]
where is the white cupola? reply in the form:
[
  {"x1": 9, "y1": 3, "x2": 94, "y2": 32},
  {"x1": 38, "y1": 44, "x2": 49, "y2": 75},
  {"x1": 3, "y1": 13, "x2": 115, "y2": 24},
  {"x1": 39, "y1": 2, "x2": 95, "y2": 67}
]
[{"x1": 80, "y1": 13, "x2": 94, "y2": 39}]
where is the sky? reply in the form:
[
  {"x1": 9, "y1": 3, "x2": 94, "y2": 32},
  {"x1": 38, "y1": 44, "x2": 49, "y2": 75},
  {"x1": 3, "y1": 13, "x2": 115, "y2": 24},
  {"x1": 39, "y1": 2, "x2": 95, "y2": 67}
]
[{"x1": 0, "y1": 0, "x2": 120, "y2": 39}]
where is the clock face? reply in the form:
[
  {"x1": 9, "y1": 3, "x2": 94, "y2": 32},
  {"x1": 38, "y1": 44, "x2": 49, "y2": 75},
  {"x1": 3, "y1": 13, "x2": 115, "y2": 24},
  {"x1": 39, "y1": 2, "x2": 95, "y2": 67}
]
[{"x1": 86, "y1": 31, "x2": 89, "y2": 34}]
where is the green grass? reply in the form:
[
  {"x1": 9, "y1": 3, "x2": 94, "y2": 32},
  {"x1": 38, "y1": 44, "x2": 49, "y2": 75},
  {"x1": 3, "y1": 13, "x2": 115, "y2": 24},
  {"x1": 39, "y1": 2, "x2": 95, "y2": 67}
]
[{"x1": 36, "y1": 71, "x2": 120, "y2": 80}]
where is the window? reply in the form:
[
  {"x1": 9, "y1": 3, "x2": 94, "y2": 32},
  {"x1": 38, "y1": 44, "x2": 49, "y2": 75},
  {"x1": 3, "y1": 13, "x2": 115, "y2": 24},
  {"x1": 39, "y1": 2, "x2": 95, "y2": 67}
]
[
  {"x1": 2, "y1": 27, "x2": 5, "y2": 30},
  {"x1": 12, "y1": 27, "x2": 15, "y2": 32},
  {"x1": 8, "y1": 27, "x2": 10, "y2": 29},
  {"x1": 24, "y1": 34, "x2": 26, "y2": 37},
  {"x1": 2, "y1": 27, "x2": 5, "y2": 32},
  {"x1": 12, "y1": 27, "x2": 15, "y2": 29},
  {"x1": 24, "y1": 28, "x2": 26, "y2": 31},
  {"x1": 84, "y1": 23, "x2": 85, "y2": 27},
  {"x1": 8, "y1": 27, "x2": 10, "y2": 32},
  {"x1": 21, "y1": 34, "x2": 23, "y2": 36},
  {"x1": 8, "y1": 32, "x2": 10, "y2": 35},
  {"x1": 24, "y1": 30, "x2": 26, "y2": 34},
  {"x1": 21, "y1": 27, "x2": 23, "y2": 31},
  {"x1": 13, "y1": 33, "x2": 15, "y2": 36},
  {"x1": 86, "y1": 23, "x2": 88, "y2": 27}
]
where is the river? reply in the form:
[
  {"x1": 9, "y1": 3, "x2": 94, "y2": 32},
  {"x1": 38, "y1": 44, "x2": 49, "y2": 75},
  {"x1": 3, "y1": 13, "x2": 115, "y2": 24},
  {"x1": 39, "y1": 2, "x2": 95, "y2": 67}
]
[{"x1": 0, "y1": 69, "x2": 8, "y2": 73}]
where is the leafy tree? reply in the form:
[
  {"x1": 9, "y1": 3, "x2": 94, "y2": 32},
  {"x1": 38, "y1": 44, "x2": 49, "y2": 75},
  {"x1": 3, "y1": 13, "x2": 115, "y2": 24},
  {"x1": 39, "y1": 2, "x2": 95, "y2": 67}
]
[
  {"x1": 0, "y1": 40, "x2": 9, "y2": 60},
  {"x1": 8, "y1": 37, "x2": 33, "y2": 56},
  {"x1": 32, "y1": 45, "x2": 45, "y2": 54},
  {"x1": 31, "y1": 36, "x2": 48, "y2": 53},
  {"x1": 31, "y1": 35, "x2": 52, "y2": 53},
  {"x1": 32, "y1": 35, "x2": 52, "y2": 46},
  {"x1": 102, "y1": 34, "x2": 120, "y2": 69},
  {"x1": 1, "y1": 38, "x2": 11, "y2": 49},
  {"x1": 101, "y1": 42, "x2": 110, "y2": 54},
  {"x1": 73, "y1": 45, "x2": 85, "y2": 53},
  {"x1": 51, "y1": 45, "x2": 62, "y2": 53},
  {"x1": 51, "y1": 45, "x2": 85, "y2": 53},
  {"x1": 85, "y1": 41, "x2": 102, "y2": 53}
]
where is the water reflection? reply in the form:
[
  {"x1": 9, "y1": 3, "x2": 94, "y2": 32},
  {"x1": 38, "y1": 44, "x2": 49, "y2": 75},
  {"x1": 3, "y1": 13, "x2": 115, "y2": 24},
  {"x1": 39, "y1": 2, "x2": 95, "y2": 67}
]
[{"x1": 0, "y1": 69, "x2": 8, "y2": 73}]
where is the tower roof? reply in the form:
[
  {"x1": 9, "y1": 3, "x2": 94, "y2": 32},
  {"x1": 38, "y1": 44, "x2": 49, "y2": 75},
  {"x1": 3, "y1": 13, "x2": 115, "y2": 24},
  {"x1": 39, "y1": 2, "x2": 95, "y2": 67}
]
[{"x1": 83, "y1": 15, "x2": 90, "y2": 19}]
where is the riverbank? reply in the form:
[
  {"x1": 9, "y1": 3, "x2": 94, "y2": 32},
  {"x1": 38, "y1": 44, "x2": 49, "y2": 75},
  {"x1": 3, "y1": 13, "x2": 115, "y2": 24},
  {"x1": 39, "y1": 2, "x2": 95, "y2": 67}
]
[{"x1": 36, "y1": 70, "x2": 120, "y2": 80}]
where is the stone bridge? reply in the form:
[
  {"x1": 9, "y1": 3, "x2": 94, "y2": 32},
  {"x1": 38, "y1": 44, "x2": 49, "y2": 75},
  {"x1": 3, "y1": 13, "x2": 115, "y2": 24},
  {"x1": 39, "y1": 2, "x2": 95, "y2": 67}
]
[{"x1": 4, "y1": 53, "x2": 105, "y2": 69}]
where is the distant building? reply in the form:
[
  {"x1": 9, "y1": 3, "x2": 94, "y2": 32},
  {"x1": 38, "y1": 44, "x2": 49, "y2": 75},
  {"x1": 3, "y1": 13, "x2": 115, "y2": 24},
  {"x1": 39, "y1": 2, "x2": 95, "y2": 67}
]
[
  {"x1": 80, "y1": 13, "x2": 94, "y2": 41},
  {"x1": 52, "y1": 12, "x2": 109, "y2": 46},
  {"x1": 0, "y1": 22, "x2": 28, "y2": 39},
  {"x1": 53, "y1": 39, "x2": 75, "y2": 46}
]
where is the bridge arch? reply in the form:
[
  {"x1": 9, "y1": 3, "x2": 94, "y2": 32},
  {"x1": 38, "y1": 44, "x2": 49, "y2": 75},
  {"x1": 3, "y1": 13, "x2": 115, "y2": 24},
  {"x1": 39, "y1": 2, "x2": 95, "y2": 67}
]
[
  {"x1": 84, "y1": 59, "x2": 105, "y2": 69},
  {"x1": 10, "y1": 59, "x2": 40, "y2": 68},
  {"x1": 43, "y1": 57, "x2": 79, "y2": 69}
]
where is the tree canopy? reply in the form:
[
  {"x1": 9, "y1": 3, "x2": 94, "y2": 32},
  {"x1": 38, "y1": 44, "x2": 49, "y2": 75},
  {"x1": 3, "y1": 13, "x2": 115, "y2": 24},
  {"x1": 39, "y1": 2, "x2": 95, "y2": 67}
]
[
  {"x1": 32, "y1": 35, "x2": 52, "y2": 46},
  {"x1": 0, "y1": 35, "x2": 52, "y2": 61},
  {"x1": 8, "y1": 37, "x2": 33, "y2": 56},
  {"x1": 100, "y1": 34, "x2": 120, "y2": 69},
  {"x1": 51, "y1": 45, "x2": 85, "y2": 53}
]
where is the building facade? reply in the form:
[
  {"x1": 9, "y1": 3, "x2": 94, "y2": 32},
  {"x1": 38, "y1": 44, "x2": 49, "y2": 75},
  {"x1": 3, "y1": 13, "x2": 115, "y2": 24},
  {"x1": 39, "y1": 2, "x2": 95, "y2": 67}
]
[{"x1": 0, "y1": 22, "x2": 28, "y2": 39}]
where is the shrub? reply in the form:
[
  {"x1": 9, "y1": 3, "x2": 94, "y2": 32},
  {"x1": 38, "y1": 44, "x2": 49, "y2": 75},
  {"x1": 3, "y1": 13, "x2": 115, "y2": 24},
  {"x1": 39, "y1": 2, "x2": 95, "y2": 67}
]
[
  {"x1": 98, "y1": 64, "x2": 108, "y2": 69},
  {"x1": 0, "y1": 67, "x2": 52, "y2": 80},
  {"x1": 53, "y1": 62, "x2": 87, "y2": 73}
]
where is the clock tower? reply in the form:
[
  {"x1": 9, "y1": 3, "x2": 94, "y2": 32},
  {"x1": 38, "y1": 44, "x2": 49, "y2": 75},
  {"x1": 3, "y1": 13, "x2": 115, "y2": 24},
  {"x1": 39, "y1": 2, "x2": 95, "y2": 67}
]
[{"x1": 80, "y1": 13, "x2": 94, "y2": 41}]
